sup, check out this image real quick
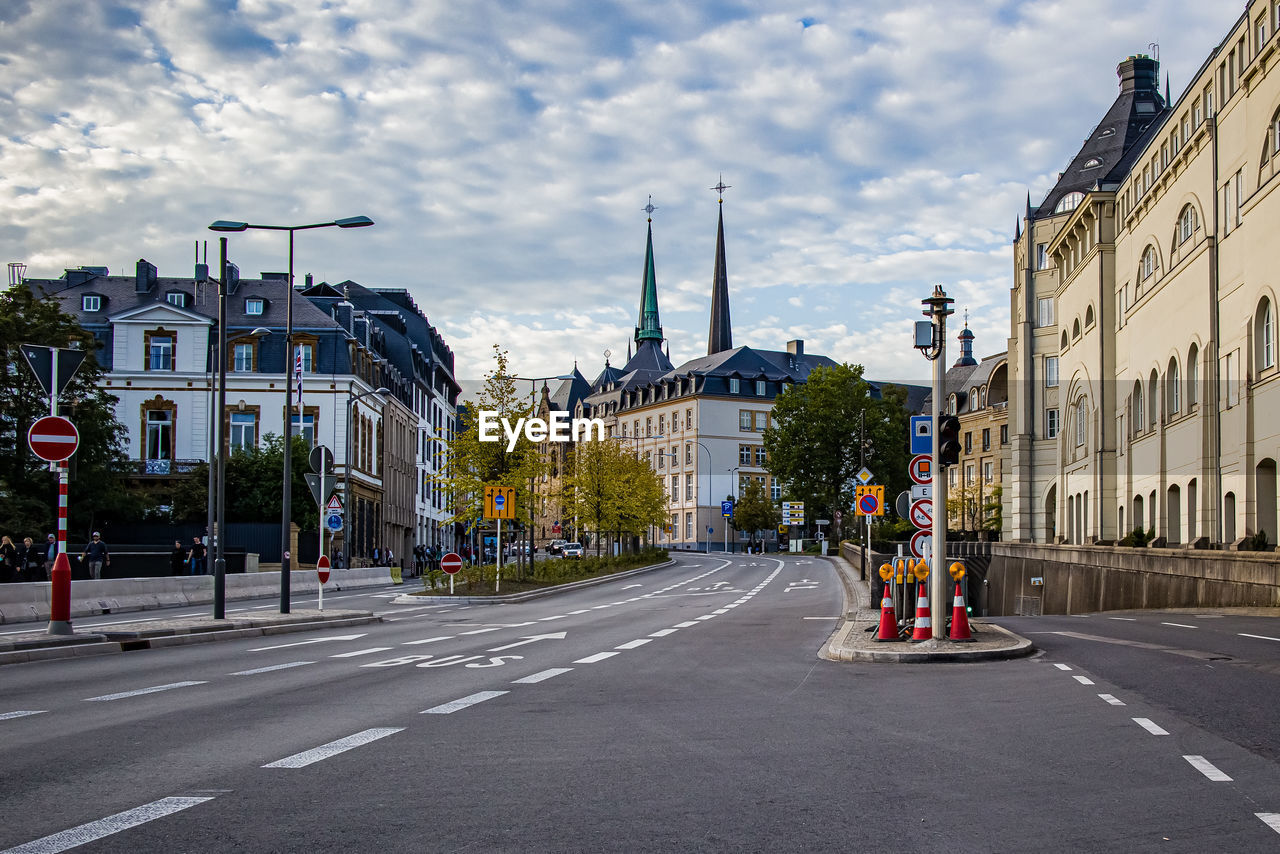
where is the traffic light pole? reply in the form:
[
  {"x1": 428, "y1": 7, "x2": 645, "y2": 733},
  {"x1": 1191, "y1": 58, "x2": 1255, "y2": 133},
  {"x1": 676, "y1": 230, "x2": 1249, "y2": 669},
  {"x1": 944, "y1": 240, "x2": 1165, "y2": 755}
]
[{"x1": 924, "y1": 286, "x2": 954, "y2": 640}]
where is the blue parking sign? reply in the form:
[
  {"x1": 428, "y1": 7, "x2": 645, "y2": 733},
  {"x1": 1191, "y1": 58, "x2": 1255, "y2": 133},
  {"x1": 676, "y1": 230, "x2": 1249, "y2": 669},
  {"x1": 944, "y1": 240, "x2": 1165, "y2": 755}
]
[
  {"x1": 721, "y1": 500, "x2": 734, "y2": 518},
  {"x1": 910, "y1": 415, "x2": 933, "y2": 455}
]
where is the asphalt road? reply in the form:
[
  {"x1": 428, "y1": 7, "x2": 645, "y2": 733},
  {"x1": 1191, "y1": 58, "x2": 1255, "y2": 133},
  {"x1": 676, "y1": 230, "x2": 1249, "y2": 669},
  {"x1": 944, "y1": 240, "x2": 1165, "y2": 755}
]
[{"x1": 3, "y1": 553, "x2": 1280, "y2": 852}]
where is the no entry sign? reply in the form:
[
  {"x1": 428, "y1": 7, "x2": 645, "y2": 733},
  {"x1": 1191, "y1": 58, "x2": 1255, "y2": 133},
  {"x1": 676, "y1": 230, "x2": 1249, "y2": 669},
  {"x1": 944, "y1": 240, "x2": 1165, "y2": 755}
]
[
  {"x1": 28, "y1": 416, "x2": 79, "y2": 462},
  {"x1": 441, "y1": 552, "x2": 463, "y2": 575},
  {"x1": 317, "y1": 555, "x2": 331, "y2": 584}
]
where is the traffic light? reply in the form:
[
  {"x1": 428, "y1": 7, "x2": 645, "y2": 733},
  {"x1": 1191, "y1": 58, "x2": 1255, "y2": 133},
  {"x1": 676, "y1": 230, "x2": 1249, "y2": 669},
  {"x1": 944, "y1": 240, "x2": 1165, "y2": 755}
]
[{"x1": 938, "y1": 414, "x2": 962, "y2": 467}]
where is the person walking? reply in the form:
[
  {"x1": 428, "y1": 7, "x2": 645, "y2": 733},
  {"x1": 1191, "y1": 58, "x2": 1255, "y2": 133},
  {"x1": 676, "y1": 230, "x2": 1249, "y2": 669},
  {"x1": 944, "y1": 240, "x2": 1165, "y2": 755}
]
[
  {"x1": 0, "y1": 536, "x2": 17, "y2": 583},
  {"x1": 82, "y1": 532, "x2": 109, "y2": 580},
  {"x1": 45, "y1": 534, "x2": 57, "y2": 580},
  {"x1": 189, "y1": 536, "x2": 207, "y2": 575},
  {"x1": 20, "y1": 537, "x2": 45, "y2": 583},
  {"x1": 170, "y1": 540, "x2": 188, "y2": 576}
]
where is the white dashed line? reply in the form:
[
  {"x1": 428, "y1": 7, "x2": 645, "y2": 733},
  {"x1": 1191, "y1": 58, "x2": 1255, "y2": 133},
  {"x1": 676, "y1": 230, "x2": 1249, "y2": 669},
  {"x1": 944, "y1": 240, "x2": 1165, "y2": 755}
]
[
  {"x1": 1133, "y1": 718, "x2": 1169, "y2": 736},
  {"x1": 1240, "y1": 633, "x2": 1280, "y2": 643},
  {"x1": 85, "y1": 681, "x2": 207, "y2": 702},
  {"x1": 1053, "y1": 664, "x2": 1072, "y2": 671},
  {"x1": 1098, "y1": 694, "x2": 1126, "y2": 706},
  {"x1": 649, "y1": 629, "x2": 678, "y2": 637},
  {"x1": 263, "y1": 728, "x2": 404, "y2": 767},
  {"x1": 421, "y1": 691, "x2": 509, "y2": 715},
  {"x1": 1072, "y1": 675, "x2": 1095, "y2": 685},
  {"x1": 230, "y1": 661, "x2": 314, "y2": 676},
  {"x1": 1183, "y1": 755, "x2": 1232, "y2": 781},
  {"x1": 330, "y1": 647, "x2": 394, "y2": 658},
  {"x1": 1161, "y1": 622, "x2": 1197, "y2": 629},
  {"x1": 511, "y1": 668, "x2": 573, "y2": 684},
  {"x1": 1258, "y1": 814, "x2": 1280, "y2": 835},
  {"x1": 402, "y1": 636, "x2": 453, "y2": 645},
  {"x1": 460, "y1": 627, "x2": 502, "y2": 635},
  {"x1": 615, "y1": 639, "x2": 651, "y2": 650},
  {"x1": 574, "y1": 652, "x2": 618, "y2": 664},
  {"x1": 0, "y1": 711, "x2": 46, "y2": 721},
  {"x1": 1108, "y1": 617, "x2": 1137, "y2": 621},
  {"x1": 673, "y1": 621, "x2": 699, "y2": 628},
  {"x1": 696, "y1": 615, "x2": 716, "y2": 621},
  {"x1": 0, "y1": 796, "x2": 214, "y2": 854},
  {"x1": 568, "y1": 609, "x2": 590, "y2": 615},
  {"x1": 537, "y1": 615, "x2": 566, "y2": 621}
]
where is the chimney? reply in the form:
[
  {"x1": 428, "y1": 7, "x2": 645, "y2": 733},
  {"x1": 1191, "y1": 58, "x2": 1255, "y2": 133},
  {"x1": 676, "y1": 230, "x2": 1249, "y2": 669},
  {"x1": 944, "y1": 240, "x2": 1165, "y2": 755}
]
[
  {"x1": 135, "y1": 259, "x2": 158, "y2": 294},
  {"x1": 305, "y1": 273, "x2": 313, "y2": 289},
  {"x1": 786, "y1": 339, "x2": 804, "y2": 358}
]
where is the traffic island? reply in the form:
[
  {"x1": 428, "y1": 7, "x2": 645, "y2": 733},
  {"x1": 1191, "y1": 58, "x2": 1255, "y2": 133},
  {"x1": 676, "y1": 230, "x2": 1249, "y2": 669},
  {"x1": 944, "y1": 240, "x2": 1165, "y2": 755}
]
[{"x1": 0, "y1": 609, "x2": 381, "y2": 666}]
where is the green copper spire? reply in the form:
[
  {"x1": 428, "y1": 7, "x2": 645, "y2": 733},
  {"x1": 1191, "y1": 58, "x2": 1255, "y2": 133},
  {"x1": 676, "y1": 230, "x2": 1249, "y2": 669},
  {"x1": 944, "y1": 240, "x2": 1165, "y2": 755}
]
[{"x1": 635, "y1": 200, "x2": 663, "y2": 344}]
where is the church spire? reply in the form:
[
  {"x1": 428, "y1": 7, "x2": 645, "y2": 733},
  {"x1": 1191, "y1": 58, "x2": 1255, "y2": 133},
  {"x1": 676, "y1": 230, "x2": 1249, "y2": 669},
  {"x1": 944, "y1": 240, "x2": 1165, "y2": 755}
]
[
  {"x1": 707, "y1": 176, "x2": 733, "y2": 355},
  {"x1": 635, "y1": 196, "x2": 663, "y2": 345}
]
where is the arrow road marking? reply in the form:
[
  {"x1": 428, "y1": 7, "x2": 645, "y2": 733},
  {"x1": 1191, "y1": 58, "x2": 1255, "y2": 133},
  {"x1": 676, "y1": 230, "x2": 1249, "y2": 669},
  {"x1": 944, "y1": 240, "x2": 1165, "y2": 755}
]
[
  {"x1": 250, "y1": 633, "x2": 367, "y2": 652},
  {"x1": 487, "y1": 632, "x2": 567, "y2": 652}
]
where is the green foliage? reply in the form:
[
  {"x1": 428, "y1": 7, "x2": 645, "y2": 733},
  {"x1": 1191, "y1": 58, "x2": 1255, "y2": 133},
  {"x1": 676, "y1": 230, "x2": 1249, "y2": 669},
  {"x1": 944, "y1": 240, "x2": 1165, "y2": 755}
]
[
  {"x1": 763, "y1": 364, "x2": 911, "y2": 529},
  {"x1": 732, "y1": 479, "x2": 780, "y2": 541},
  {"x1": 1247, "y1": 530, "x2": 1270, "y2": 550},
  {"x1": 167, "y1": 434, "x2": 316, "y2": 528},
  {"x1": 564, "y1": 438, "x2": 666, "y2": 555},
  {"x1": 982, "y1": 485, "x2": 1003, "y2": 534},
  {"x1": 422, "y1": 549, "x2": 668, "y2": 594},
  {"x1": 1119, "y1": 527, "x2": 1151, "y2": 547},
  {"x1": 0, "y1": 283, "x2": 137, "y2": 538}
]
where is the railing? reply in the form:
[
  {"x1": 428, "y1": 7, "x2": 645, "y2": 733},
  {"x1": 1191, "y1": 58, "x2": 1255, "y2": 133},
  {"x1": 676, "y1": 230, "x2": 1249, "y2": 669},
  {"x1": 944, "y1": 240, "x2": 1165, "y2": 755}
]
[{"x1": 122, "y1": 459, "x2": 205, "y2": 476}]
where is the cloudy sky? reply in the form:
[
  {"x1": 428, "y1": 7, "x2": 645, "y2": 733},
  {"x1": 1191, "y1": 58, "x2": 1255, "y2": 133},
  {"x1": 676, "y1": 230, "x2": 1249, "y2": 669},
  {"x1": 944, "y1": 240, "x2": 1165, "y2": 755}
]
[{"x1": 1, "y1": 0, "x2": 1241, "y2": 384}]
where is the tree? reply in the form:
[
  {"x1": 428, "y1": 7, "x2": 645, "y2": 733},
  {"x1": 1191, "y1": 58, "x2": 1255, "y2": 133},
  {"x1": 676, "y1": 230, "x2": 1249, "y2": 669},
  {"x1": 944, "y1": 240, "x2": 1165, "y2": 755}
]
[
  {"x1": 732, "y1": 479, "x2": 781, "y2": 546},
  {"x1": 0, "y1": 283, "x2": 137, "y2": 538},
  {"x1": 763, "y1": 363, "x2": 911, "y2": 534},
  {"x1": 563, "y1": 439, "x2": 666, "y2": 555},
  {"x1": 982, "y1": 485, "x2": 1003, "y2": 538},
  {"x1": 169, "y1": 434, "x2": 317, "y2": 529}
]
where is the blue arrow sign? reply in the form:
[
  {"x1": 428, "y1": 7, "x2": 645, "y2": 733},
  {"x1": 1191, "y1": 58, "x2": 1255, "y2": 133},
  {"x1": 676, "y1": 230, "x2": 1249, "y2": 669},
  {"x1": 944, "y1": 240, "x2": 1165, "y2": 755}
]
[{"x1": 326, "y1": 513, "x2": 344, "y2": 532}]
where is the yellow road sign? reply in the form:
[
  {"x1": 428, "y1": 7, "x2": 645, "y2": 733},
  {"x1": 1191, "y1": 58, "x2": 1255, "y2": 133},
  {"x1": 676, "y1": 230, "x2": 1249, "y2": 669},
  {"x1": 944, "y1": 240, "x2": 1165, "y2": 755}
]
[
  {"x1": 854, "y1": 485, "x2": 885, "y2": 516},
  {"x1": 484, "y1": 485, "x2": 517, "y2": 520}
]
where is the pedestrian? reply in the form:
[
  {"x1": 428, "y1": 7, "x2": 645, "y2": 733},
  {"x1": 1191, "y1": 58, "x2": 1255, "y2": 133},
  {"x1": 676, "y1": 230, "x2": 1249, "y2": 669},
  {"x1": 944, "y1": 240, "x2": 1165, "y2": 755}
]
[
  {"x1": 461, "y1": 543, "x2": 471, "y2": 565},
  {"x1": 334, "y1": 549, "x2": 345, "y2": 569},
  {"x1": 372, "y1": 546, "x2": 381, "y2": 565},
  {"x1": 82, "y1": 531, "x2": 109, "y2": 580},
  {"x1": 189, "y1": 536, "x2": 207, "y2": 575},
  {"x1": 45, "y1": 534, "x2": 57, "y2": 579},
  {"x1": 20, "y1": 537, "x2": 45, "y2": 583},
  {"x1": 0, "y1": 536, "x2": 16, "y2": 583},
  {"x1": 386, "y1": 547, "x2": 395, "y2": 568},
  {"x1": 170, "y1": 540, "x2": 188, "y2": 576}
]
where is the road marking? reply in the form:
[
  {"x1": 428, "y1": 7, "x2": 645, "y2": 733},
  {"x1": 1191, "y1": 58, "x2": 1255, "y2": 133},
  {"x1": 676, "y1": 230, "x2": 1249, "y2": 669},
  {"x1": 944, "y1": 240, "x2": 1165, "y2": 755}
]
[
  {"x1": 460, "y1": 627, "x2": 502, "y2": 635},
  {"x1": 421, "y1": 691, "x2": 508, "y2": 714},
  {"x1": 695, "y1": 615, "x2": 716, "y2": 621},
  {"x1": 0, "y1": 711, "x2": 46, "y2": 721},
  {"x1": 330, "y1": 647, "x2": 394, "y2": 658},
  {"x1": 85, "y1": 681, "x2": 207, "y2": 702},
  {"x1": 1161, "y1": 622, "x2": 1198, "y2": 629},
  {"x1": 511, "y1": 668, "x2": 573, "y2": 684},
  {"x1": 230, "y1": 661, "x2": 314, "y2": 676},
  {"x1": 263, "y1": 728, "x2": 405, "y2": 768},
  {"x1": 713, "y1": 608, "x2": 730, "y2": 614},
  {"x1": 649, "y1": 629, "x2": 678, "y2": 637},
  {"x1": 250, "y1": 634, "x2": 367, "y2": 652},
  {"x1": 1098, "y1": 694, "x2": 1126, "y2": 706},
  {"x1": 803, "y1": 616, "x2": 840, "y2": 620},
  {"x1": 673, "y1": 621, "x2": 698, "y2": 628},
  {"x1": 1183, "y1": 755, "x2": 1232, "y2": 781},
  {"x1": 615, "y1": 639, "x2": 651, "y2": 649},
  {"x1": 1258, "y1": 814, "x2": 1280, "y2": 835},
  {"x1": 621, "y1": 584, "x2": 642, "y2": 590},
  {"x1": 592, "y1": 605, "x2": 611, "y2": 610},
  {"x1": 1053, "y1": 664, "x2": 1072, "y2": 671},
  {"x1": 574, "y1": 652, "x2": 618, "y2": 664},
  {"x1": 537, "y1": 615, "x2": 566, "y2": 621},
  {"x1": 1240, "y1": 633, "x2": 1280, "y2": 643},
  {"x1": 1133, "y1": 718, "x2": 1169, "y2": 736},
  {"x1": 1072, "y1": 675, "x2": 1095, "y2": 685},
  {"x1": 403, "y1": 636, "x2": 454, "y2": 645},
  {"x1": 488, "y1": 633, "x2": 567, "y2": 652},
  {"x1": 1108, "y1": 617, "x2": 1137, "y2": 621},
  {"x1": 0, "y1": 795, "x2": 214, "y2": 854},
  {"x1": 568, "y1": 609, "x2": 590, "y2": 615}
]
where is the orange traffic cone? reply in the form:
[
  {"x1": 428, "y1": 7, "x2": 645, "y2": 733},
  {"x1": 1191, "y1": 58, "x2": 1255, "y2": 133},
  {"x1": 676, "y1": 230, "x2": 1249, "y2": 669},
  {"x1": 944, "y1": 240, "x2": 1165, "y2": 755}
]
[
  {"x1": 910, "y1": 579, "x2": 932, "y2": 642},
  {"x1": 875, "y1": 580, "x2": 899, "y2": 641},
  {"x1": 949, "y1": 581, "x2": 973, "y2": 641}
]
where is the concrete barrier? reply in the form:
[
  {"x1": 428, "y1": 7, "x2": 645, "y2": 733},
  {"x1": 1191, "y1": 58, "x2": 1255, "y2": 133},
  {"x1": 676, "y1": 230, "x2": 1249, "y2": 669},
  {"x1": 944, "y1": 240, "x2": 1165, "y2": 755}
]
[{"x1": 0, "y1": 567, "x2": 395, "y2": 625}]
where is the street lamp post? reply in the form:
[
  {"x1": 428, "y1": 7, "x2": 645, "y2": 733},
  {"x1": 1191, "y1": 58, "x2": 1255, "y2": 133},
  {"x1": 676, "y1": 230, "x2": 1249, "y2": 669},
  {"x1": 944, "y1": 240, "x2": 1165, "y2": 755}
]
[
  {"x1": 727, "y1": 466, "x2": 739, "y2": 554},
  {"x1": 346, "y1": 385, "x2": 390, "y2": 567},
  {"x1": 687, "y1": 440, "x2": 712, "y2": 553},
  {"x1": 915, "y1": 284, "x2": 955, "y2": 642},
  {"x1": 209, "y1": 216, "x2": 373, "y2": 613}
]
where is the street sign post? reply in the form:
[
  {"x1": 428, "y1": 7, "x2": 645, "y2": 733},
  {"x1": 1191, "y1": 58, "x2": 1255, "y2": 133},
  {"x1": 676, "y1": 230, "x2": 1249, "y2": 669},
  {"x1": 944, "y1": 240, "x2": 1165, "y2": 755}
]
[
  {"x1": 326, "y1": 513, "x2": 344, "y2": 533},
  {"x1": 484, "y1": 486, "x2": 516, "y2": 593},
  {"x1": 721, "y1": 500, "x2": 734, "y2": 518},
  {"x1": 855, "y1": 466, "x2": 874, "y2": 485},
  {"x1": 317, "y1": 555, "x2": 330, "y2": 611},
  {"x1": 910, "y1": 529, "x2": 931, "y2": 559},
  {"x1": 27, "y1": 416, "x2": 79, "y2": 462},
  {"x1": 325, "y1": 495, "x2": 344, "y2": 515},
  {"x1": 909, "y1": 498, "x2": 933, "y2": 529},
  {"x1": 909, "y1": 454, "x2": 932, "y2": 485},
  {"x1": 855, "y1": 485, "x2": 885, "y2": 517},
  {"x1": 309, "y1": 444, "x2": 334, "y2": 475},
  {"x1": 441, "y1": 551, "x2": 462, "y2": 593},
  {"x1": 910, "y1": 415, "x2": 933, "y2": 455}
]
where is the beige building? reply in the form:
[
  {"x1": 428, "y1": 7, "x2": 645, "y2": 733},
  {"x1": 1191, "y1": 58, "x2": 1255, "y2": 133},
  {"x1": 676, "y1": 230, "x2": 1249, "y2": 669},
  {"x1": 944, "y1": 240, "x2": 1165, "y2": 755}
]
[{"x1": 1008, "y1": 6, "x2": 1280, "y2": 547}]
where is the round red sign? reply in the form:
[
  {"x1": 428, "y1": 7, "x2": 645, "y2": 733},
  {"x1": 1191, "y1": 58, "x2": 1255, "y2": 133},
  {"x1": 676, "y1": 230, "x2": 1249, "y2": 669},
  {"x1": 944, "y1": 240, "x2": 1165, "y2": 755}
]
[
  {"x1": 440, "y1": 552, "x2": 463, "y2": 575},
  {"x1": 28, "y1": 416, "x2": 79, "y2": 462},
  {"x1": 317, "y1": 554, "x2": 331, "y2": 584}
]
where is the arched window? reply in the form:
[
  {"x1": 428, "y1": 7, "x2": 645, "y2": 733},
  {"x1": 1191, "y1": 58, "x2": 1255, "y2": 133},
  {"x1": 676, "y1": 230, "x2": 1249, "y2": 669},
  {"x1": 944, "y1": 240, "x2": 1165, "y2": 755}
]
[
  {"x1": 1178, "y1": 205, "x2": 1198, "y2": 244},
  {"x1": 970, "y1": 388, "x2": 978, "y2": 411},
  {"x1": 1061, "y1": 330, "x2": 1069, "y2": 350},
  {"x1": 1075, "y1": 398, "x2": 1087, "y2": 447},
  {"x1": 1055, "y1": 192, "x2": 1085, "y2": 214},
  {"x1": 1260, "y1": 107, "x2": 1280, "y2": 181},
  {"x1": 1257, "y1": 297, "x2": 1276, "y2": 369},
  {"x1": 1072, "y1": 318, "x2": 1082, "y2": 339},
  {"x1": 1187, "y1": 343, "x2": 1199, "y2": 406},
  {"x1": 1167, "y1": 356, "x2": 1181, "y2": 416},
  {"x1": 1085, "y1": 305, "x2": 1095, "y2": 327},
  {"x1": 1133, "y1": 380, "x2": 1144, "y2": 434},
  {"x1": 1148, "y1": 369, "x2": 1158, "y2": 428},
  {"x1": 1141, "y1": 246, "x2": 1157, "y2": 280}
]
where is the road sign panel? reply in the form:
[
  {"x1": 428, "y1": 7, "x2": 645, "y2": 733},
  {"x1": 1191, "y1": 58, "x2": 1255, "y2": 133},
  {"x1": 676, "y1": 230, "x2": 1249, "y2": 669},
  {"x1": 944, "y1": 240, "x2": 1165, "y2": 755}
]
[
  {"x1": 485, "y1": 485, "x2": 516, "y2": 519},
  {"x1": 325, "y1": 513, "x2": 344, "y2": 533},
  {"x1": 895, "y1": 490, "x2": 911, "y2": 520},
  {"x1": 910, "y1": 415, "x2": 933, "y2": 455},
  {"x1": 326, "y1": 494, "x2": 344, "y2": 514},
  {"x1": 441, "y1": 552, "x2": 463, "y2": 574},
  {"x1": 855, "y1": 485, "x2": 885, "y2": 517},
  {"x1": 19, "y1": 345, "x2": 87, "y2": 399},
  {"x1": 855, "y1": 466, "x2": 873, "y2": 485},
  {"x1": 910, "y1": 530, "x2": 930, "y2": 559},
  {"x1": 721, "y1": 500, "x2": 734, "y2": 518},
  {"x1": 317, "y1": 555, "x2": 331, "y2": 584},
  {"x1": 909, "y1": 498, "x2": 933, "y2": 529},
  {"x1": 910, "y1": 484, "x2": 932, "y2": 501},
  {"x1": 909, "y1": 454, "x2": 932, "y2": 485},
  {"x1": 309, "y1": 445, "x2": 334, "y2": 475},
  {"x1": 28, "y1": 416, "x2": 79, "y2": 462}
]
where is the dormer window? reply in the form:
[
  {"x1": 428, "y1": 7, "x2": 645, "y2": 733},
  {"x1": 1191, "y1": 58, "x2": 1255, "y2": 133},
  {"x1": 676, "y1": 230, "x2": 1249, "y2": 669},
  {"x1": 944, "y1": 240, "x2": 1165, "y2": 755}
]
[
  {"x1": 245, "y1": 298, "x2": 264, "y2": 315},
  {"x1": 755, "y1": 380, "x2": 766, "y2": 396},
  {"x1": 82, "y1": 295, "x2": 101, "y2": 312},
  {"x1": 1054, "y1": 192, "x2": 1085, "y2": 214},
  {"x1": 166, "y1": 291, "x2": 187, "y2": 308},
  {"x1": 729, "y1": 377, "x2": 740, "y2": 394},
  {"x1": 1082, "y1": 158, "x2": 1102, "y2": 170}
]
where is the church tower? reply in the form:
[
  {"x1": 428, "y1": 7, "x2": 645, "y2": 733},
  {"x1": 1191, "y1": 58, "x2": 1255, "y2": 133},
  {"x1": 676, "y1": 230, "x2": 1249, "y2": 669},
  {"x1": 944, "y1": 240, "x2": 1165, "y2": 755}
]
[
  {"x1": 707, "y1": 177, "x2": 733, "y2": 355},
  {"x1": 623, "y1": 197, "x2": 673, "y2": 374}
]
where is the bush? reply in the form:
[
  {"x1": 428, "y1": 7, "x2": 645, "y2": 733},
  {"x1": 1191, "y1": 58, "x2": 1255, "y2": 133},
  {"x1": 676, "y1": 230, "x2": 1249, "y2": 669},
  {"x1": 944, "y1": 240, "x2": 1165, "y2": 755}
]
[{"x1": 1119, "y1": 527, "x2": 1151, "y2": 548}]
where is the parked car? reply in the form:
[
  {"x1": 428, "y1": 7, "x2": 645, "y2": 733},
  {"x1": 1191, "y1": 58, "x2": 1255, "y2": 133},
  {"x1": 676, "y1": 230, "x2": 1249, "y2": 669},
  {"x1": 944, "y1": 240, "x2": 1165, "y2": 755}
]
[
  {"x1": 561, "y1": 542, "x2": 584, "y2": 559},
  {"x1": 547, "y1": 539, "x2": 567, "y2": 555}
]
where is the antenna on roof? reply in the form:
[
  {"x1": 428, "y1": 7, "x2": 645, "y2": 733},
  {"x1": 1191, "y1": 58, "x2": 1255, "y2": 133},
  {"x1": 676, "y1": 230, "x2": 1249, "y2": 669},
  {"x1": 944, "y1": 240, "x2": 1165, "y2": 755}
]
[{"x1": 1147, "y1": 41, "x2": 1159, "y2": 62}]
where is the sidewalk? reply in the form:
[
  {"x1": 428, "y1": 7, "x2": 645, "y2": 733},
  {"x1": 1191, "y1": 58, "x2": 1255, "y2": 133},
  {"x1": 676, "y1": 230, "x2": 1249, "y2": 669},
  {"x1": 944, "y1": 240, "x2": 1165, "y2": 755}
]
[
  {"x1": 820, "y1": 554, "x2": 1034, "y2": 663},
  {"x1": 0, "y1": 609, "x2": 380, "y2": 667}
]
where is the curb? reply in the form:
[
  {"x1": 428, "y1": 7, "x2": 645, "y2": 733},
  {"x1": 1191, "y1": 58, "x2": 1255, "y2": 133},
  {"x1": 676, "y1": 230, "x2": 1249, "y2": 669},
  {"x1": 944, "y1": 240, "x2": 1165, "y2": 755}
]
[
  {"x1": 0, "y1": 612, "x2": 381, "y2": 667},
  {"x1": 389, "y1": 559, "x2": 677, "y2": 605}
]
